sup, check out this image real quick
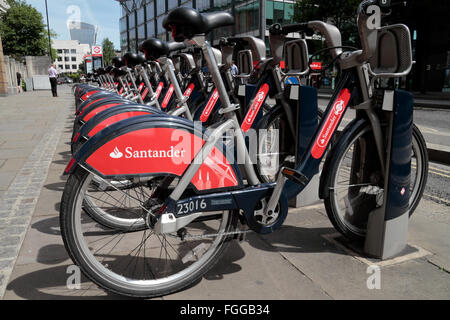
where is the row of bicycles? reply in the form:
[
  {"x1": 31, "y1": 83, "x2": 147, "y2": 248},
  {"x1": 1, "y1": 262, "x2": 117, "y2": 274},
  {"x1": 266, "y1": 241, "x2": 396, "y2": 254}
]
[{"x1": 62, "y1": 0, "x2": 428, "y2": 297}]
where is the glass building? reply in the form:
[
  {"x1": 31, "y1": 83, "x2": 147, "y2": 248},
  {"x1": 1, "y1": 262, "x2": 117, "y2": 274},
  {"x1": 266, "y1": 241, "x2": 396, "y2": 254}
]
[
  {"x1": 69, "y1": 22, "x2": 98, "y2": 47},
  {"x1": 119, "y1": 0, "x2": 296, "y2": 53}
]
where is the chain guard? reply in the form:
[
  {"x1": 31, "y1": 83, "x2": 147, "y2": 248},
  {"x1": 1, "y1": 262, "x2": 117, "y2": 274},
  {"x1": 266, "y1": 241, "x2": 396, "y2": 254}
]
[{"x1": 242, "y1": 192, "x2": 289, "y2": 234}]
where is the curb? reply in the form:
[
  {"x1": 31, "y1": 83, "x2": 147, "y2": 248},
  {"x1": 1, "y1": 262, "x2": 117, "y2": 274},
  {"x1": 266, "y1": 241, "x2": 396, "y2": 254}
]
[{"x1": 427, "y1": 143, "x2": 450, "y2": 165}]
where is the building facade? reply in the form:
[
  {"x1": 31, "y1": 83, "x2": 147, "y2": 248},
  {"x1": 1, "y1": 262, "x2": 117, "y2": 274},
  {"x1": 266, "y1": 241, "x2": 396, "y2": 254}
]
[
  {"x1": 119, "y1": 0, "x2": 295, "y2": 53},
  {"x1": 69, "y1": 22, "x2": 98, "y2": 47},
  {"x1": 118, "y1": 0, "x2": 450, "y2": 93},
  {"x1": 52, "y1": 40, "x2": 91, "y2": 74}
]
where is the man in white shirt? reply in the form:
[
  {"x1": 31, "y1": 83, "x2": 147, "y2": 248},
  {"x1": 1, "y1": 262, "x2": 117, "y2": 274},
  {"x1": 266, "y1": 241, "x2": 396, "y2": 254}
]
[
  {"x1": 231, "y1": 60, "x2": 238, "y2": 76},
  {"x1": 48, "y1": 64, "x2": 58, "y2": 97}
]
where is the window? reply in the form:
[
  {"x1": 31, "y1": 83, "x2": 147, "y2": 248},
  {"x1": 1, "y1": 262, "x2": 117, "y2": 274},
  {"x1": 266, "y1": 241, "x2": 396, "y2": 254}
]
[
  {"x1": 156, "y1": 15, "x2": 165, "y2": 35},
  {"x1": 128, "y1": 12, "x2": 136, "y2": 29},
  {"x1": 168, "y1": 0, "x2": 177, "y2": 10},
  {"x1": 57, "y1": 49, "x2": 63, "y2": 54},
  {"x1": 71, "y1": 49, "x2": 76, "y2": 54},
  {"x1": 65, "y1": 64, "x2": 70, "y2": 69},
  {"x1": 137, "y1": 7, "x2": 145, "y2": 25},
  {"x1": 129, "y1": 28, "x2": 136, "y2": 40},
  {"x1": 65, "y1": 57, "x2": 70, "y2": 62},
  {"x1": 72, "y1": 65, "x2": 77, "y2": 70},
  {"x1": 71, "y1": 57, "x2": 76, "y2": 62},
  {"x1": 197, "y1": 0, "x2": 209, "y2": 11},
  {"x1": 120, "y1": 32, "x2": 128, "y2": 50},
  {"x1": 156, "y1": 0, "x2": 165, "y2": 16},
  {"x1": 120, "y1": 17, "x2": 127, "y2": 33},
  {"x1": 147, "y1": 20, "x2": 155, "y2": 37},
  {"x1": 146, "y1": 1, "x2": 154, "y2": 20},
  {"x1": 64, "y1": 49, "x2": 69, "y2": 54},
  {"x1": 138, "y1": 25, "x2": 146, "y2": 43},
  {"x1": 181, "y1": 0, "x2": 193, "y2": 9},
  {"x1": 58, "y1": 65, "x2": 63, "y2": 69},
  {"x1": 57, "y1": 57, "x2": 62, "y2": 62}
]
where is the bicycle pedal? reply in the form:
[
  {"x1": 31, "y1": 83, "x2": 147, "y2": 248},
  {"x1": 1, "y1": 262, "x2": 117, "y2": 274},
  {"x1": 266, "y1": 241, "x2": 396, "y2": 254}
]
[{"x1": 281, "y1": 167, "x2": 309, "y2": 186}]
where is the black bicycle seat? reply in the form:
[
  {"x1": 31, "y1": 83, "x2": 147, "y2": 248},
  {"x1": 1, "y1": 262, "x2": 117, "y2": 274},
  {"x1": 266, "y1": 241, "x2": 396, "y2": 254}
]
[
  {"x1": 112, "y1": 67, "x2": 127, "y2": 77},
  {"x1": 105, "y1": 65, "x2": 114, "y2": 73},
  {"x1": 139, "y1": 38, "x2": 186, "y2": 60},
  {"x1": 111, "y1": 56, "x2": 124, "y2": 68},
  {"x1": 163, "y1": 7, "x2": 234, "y2": 42},
  {"x1": 136, "y1": 53, "x2": 147, "y2": 65},
  {"x1": 122, "y1": 52, "x2": 142, "y2": 67}
]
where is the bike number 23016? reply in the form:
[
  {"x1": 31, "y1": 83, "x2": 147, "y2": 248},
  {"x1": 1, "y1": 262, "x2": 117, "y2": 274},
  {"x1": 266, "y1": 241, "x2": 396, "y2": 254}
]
[{"x1": 177, "y1": 200, "x2": 207, "y2": 215}]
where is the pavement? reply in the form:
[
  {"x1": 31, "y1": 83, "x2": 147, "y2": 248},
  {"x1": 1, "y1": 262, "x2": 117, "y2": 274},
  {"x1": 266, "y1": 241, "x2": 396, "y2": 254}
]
[{"x1": 0, "y1": 86, "x2": 449, "y2": 300}]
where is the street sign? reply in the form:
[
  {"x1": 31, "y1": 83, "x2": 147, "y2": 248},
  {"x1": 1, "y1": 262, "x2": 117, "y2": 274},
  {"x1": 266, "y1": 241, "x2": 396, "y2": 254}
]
[{"x1": 92, "y1": 46, "x2": 103, "y2": 57}]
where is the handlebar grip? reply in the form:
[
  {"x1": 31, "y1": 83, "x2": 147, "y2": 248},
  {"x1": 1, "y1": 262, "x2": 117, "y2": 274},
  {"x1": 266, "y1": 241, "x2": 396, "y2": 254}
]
[
  {"x1": 269, "y1": 23, "x2": 309, "y2": 35},
  {"x1": 281, "y1": 23, "x2": 309, "y2": 35}
]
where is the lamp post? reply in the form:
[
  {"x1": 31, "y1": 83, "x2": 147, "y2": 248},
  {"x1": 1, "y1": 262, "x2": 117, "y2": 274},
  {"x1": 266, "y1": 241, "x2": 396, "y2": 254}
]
[{"x1": 45, "y1": 0, "x2": 53, "y2": 61}]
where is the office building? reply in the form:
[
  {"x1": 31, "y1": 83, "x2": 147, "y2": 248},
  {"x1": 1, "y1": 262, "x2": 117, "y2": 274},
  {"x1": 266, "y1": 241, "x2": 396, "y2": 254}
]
[
  {"x1": 118, "y1": 0, "x2": 450, "y2": 93},
  {"x1": 52, "y1": 40, "x2": 91, "y2": 73},
  {"x1": 119, "y1": 0, "x2": 295, "y2": 53},
  {"x1": 69, "y1": 21, "x2": 98, "y2": 46}
]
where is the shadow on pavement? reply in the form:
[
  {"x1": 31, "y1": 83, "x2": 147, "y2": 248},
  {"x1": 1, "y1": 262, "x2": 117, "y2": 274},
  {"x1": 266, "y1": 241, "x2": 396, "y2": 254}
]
[
  {"x1": 246, "y1": 225, "x2": 348, "y2": 255},
  {"x1": 6, "y1": 263, "x2": 126, "y2": 300}
]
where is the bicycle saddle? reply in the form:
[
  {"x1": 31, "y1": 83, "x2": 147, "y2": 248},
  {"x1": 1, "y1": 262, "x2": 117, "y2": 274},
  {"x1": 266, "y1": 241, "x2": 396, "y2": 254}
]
[
  {"x1": 112, "y1": 67, "x2": 127, "y2": 77},
  {"x1": 111, "y1": 56, "x2": 125, "y2": 68},
  {"x1": 136, "y1": 53, "x2": 147, "y2": 65},
  {"x1": 139, "y1": 38, "x2": 186, "y2": 60},
  {"x1": 105, "y1": 66, "x2": 114, "y2": 73},
  {"x1": 122, "y1": 52, "x2": 142, "y2": 68},
  {"x1": 163, "y1": 7, "x2": 234, "y2": 42}
]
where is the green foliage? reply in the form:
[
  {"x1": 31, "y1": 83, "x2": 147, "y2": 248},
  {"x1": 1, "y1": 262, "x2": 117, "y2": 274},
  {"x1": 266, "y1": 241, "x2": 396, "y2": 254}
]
[
  {"x1": 67, "y1": 72, "x2": 81, "y2": 82},
  {"x1": 0, "y1": 0, "x2": 53, "y2": 58},
  {"x1": 102, "y1": 38, "x2": 115, "y2": 66},
  {"x1": 294, "y1": 0, "x2": 361, "y2": 47}
]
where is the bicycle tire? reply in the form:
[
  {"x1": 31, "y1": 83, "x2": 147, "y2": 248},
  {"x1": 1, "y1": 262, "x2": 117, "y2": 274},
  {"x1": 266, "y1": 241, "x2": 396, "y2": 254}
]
[
  {"x1": 322, "y1": 120, "x2": 428, "y2": 241},
  {"x1": 60, "y1": 166, "x2": 237, "y2": 298}
]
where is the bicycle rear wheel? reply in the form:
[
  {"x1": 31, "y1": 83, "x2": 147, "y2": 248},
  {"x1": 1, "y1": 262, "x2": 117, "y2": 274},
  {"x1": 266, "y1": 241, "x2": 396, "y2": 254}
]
[{"x1": 60, "y1": 166, "x2": 237, "y2": 298}]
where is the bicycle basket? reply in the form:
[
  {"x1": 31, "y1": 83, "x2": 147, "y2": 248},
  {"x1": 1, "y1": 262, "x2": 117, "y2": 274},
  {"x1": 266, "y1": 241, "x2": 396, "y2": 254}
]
[
  {"x1": 368, "y1": 24, "x2": 413, "y2": 79},
  {"x1": 284, "y1": 39, "x2": 309, "y2": 76},
  {"x1": 238, "y1": 49, "x2": 254, "y2": 76}
]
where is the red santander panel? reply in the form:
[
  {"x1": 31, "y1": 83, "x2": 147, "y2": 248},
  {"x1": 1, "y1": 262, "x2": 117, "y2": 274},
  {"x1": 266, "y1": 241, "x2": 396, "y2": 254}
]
[{"x1": 85, "y1": 128, "x2": 238, "y2": 190}]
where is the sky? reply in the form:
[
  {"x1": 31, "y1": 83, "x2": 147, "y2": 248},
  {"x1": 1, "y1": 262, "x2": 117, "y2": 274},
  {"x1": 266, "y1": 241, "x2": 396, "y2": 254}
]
[{"x1": 26, "y1": 0, "x2": 122, "y2": 50}]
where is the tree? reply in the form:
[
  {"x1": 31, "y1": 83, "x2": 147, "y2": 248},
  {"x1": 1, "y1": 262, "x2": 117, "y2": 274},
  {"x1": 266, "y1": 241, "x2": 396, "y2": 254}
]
[
  {"x1": 102, "y1": 38, "x2": 115, "y2": 66},
  {"x1": 0, "y1": 0, "x2": 54, "y2": 59},
  {"x1": 293, "y1": 0, "x2": 361, "y2": 47}
]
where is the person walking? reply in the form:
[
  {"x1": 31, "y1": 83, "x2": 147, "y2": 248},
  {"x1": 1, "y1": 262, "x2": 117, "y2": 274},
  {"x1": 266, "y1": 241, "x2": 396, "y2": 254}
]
[
  {"x1": 48, "y1": 64, "x2": 58, "y2": 97},
  {"x1": 16, "y1": 71, "x2": 22, "y2": 93},
  {"x1": 231, "y1": 60, "x2": 238, "y2": 75}
]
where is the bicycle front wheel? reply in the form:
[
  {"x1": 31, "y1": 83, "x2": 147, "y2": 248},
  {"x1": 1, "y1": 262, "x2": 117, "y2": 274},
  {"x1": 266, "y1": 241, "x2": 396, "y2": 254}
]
[
  {"x1": 60, "y1": 166, "x2": 237, "y2": 298},
  {"x1": 323, "y1": 122, "x2": 428, "y2": 241}
]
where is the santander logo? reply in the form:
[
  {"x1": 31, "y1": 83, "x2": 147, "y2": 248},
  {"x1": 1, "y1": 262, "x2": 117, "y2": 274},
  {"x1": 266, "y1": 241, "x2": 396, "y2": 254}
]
[
  {"x1": 200, "y1": 89, "x2": 219, "y2": 122},
  {"x1": 109, "y1": 147, "x2": 123, "y2": 159},
  {"x1": 109, "y1": 146, "x2": 186, "y2": 159},
  {"x1": 155, "y1": 82, "x2": 164, "y2": 99},
  {"x1": 241, "y1": 83, "x2": 269, "y2": 132},
  {"x1": 311, "y1": 89, "x2": 351, "y2": 158},
  {"x1": 162, "y1": 85, "x2": 174, "y2": 109},
  {"x1": 334, "y1": 100, "x2": 345, "y2": 116}
]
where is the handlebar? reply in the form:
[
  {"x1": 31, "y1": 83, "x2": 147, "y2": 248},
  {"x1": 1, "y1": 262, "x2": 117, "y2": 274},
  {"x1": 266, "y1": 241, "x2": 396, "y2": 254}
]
[{"x1": 269, "y1": 23, "x2": 309, "y2": 36}]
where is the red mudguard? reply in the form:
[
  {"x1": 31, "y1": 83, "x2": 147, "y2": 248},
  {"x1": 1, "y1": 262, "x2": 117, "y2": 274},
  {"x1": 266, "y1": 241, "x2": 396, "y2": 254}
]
[
  {"x1": 68, "y1": 118, "x2": 242, "y2": 192},
  {"x1": 87, "y1": 111, "x2": 151, "y2": 137}
]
